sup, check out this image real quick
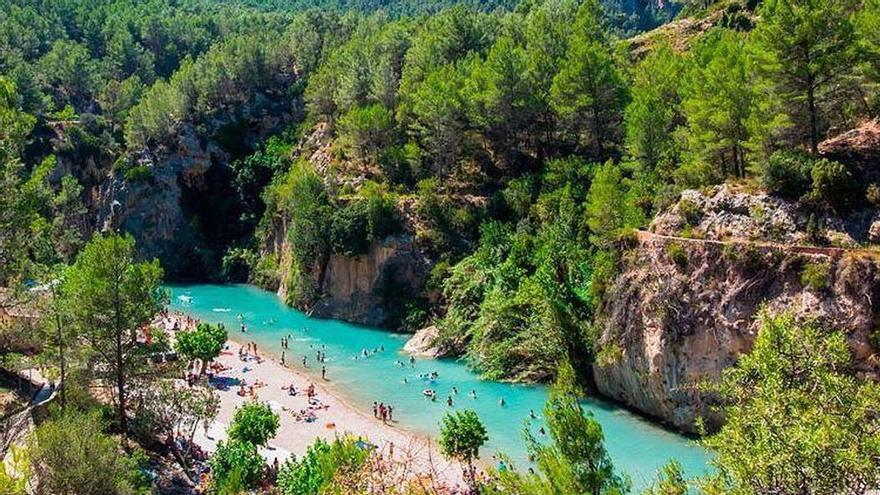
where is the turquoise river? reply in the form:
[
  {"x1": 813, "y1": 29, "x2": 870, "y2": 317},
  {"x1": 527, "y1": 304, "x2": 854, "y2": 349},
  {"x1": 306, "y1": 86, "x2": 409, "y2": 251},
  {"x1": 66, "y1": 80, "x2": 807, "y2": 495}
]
[{"x1": 168, "y1": 283, "x2": 711, "y2": 489}]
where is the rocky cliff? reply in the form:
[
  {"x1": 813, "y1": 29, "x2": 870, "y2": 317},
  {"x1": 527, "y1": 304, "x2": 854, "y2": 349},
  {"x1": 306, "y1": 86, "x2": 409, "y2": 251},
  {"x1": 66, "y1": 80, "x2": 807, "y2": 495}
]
[
  {"x1": 264, "y1": 229, "x2": 430, "y2": 328},
  {"x1": 96, "y1": 125, "x2": 221, "y2": 276},
  {"x1": 593, "y1": 185, "x2": 880, "y2": 433}
]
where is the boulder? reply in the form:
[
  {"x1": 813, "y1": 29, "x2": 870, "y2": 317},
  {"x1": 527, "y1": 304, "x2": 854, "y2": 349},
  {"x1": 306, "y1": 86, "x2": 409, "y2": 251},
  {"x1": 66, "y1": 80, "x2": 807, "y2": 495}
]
[{"x1": 404, "y1": 325, "x2": 442, "y2": 357}]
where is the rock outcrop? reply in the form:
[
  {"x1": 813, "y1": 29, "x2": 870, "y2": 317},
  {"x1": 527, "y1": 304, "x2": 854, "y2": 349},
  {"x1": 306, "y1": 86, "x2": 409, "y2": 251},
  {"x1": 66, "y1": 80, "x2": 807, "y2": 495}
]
[
  {"x1": 266, "y1": 230, "x2": 431, "y2": 329},
  {"x1": 404, "y1": 325, "x2": 443, "y2": 357},
  {"x1": 310, "y1": 235, "x2": 430, "y2": 327},
  {"x1": 96, "y1": 125, "x2": 220, "y2": 275},
  {"x1": 594, "y1": 186, "x2": 880, "y2": 433}
]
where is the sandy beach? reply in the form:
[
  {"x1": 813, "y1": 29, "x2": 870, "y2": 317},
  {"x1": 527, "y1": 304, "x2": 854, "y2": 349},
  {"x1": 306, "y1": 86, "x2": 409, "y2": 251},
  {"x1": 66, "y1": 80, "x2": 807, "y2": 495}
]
[{"x1": 156, "y1": 314, "x2": 465, "y2": 487}]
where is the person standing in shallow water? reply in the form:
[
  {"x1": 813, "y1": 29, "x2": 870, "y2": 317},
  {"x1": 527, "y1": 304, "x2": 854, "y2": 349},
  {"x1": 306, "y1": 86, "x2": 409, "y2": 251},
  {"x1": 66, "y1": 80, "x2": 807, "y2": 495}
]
[{"x1": 321, "y1": 365, "x2": 326, "y2": 380}]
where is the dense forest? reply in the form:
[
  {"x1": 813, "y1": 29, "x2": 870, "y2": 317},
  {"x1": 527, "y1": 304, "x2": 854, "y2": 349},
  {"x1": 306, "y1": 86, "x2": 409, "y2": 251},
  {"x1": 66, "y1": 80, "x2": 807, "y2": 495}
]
[{"x1": 1, "y1": 0, "x2": 880, "y2": 492}]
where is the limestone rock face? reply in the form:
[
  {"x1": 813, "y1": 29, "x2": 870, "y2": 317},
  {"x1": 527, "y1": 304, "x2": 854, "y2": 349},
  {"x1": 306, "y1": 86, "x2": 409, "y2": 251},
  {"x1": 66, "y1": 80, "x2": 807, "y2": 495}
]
[
  {"x1": 96, "y1": 125, "x2": 221, "y2": 274},
  {"x1": 594, "y1": 189, "x2": 880, "y2": 433},
  {"x1": 310, "y1": 235, "x2": 429, "y2": 327}
]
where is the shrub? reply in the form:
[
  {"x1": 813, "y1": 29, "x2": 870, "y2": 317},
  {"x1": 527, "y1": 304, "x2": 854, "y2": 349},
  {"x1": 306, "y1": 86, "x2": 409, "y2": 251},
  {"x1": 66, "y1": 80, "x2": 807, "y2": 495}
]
[
  {"x1": 801, "y1": 261, "x2": 831, "y2": 291},
  {"x1": 228, "y1": 402, "x2": 279, "y2": 447},
  {"x1": 809, "y1": 158, "x2": 860, "y2": 211},
  {"x1": 210, "y1": 440, "x2": 265, "y2": 491},
  {"x1": 758, "y1": 150, "x2": 813, "y2": 198},
  {"x1": 677, "y1": 198, "x2": 703, "y2": 227},
  {"x1": 28, "y1": 411, "x2": 146, "y2": 495},
  {"x1": 277, "y1": 437, "x2": 369, "y2": 495},
  {"x1": 666, "y1": 242, "x2": 689, "y2": 268}
]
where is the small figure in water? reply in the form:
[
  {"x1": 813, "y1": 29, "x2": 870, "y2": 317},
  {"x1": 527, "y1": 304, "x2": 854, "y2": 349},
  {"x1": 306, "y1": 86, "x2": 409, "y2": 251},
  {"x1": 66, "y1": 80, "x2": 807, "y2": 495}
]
[
  {"x1": 452, "y1": 386, "x2": 458, "y2": 395},
  {"x1": 321, "y1": 365, "x2": 327, "y2": 380},
  {"x1": 539, "y1": 426, "x2": 546, "y2": 436},
  {"x1": 529, "y1": 409, "x2": 536, "y2": 419},
  {"x1": 447, "y1": 396, "x2": 454, "y2": 407},
  {"x1": 302, "y1": 356, "x2": 307, "y2": 367},
  {"x1": 470, "y1": 389, "x2": 477, "y2": 399},
  {"x1": 409, "y1": 356, "x2": 415, "y2": 367},
  {"x1": 403, "y1": 377, "x2": 408, "y2": 384},
  {"x1": 499, "y1": 397, "x2": 506, "y2": 407},
  {"x1": 281, "y1": 351, "x2": 285, "y2": 365},
  {"x1": 241, "y1": 323, "x2": 246, "y2": 333}
]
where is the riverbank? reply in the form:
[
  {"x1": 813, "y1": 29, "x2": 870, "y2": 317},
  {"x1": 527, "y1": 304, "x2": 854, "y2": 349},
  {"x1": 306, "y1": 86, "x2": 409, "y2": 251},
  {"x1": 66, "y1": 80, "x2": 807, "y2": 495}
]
[{"x1": 157, "y1": 313, "x2": 466, "y2": 487}]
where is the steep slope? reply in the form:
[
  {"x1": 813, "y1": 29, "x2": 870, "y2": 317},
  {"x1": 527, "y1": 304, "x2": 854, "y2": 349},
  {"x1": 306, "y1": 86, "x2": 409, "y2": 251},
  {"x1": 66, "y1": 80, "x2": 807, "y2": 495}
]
[{"x1": 593, "y1": 185, "x2": 880, "y2": 432}]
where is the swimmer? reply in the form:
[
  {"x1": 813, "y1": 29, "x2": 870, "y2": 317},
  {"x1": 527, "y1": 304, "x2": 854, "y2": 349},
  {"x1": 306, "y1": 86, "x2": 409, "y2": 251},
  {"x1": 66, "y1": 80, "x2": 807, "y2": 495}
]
[
  {"x1": 499, "y1": 397, "x2": 506, "y2": 407},
  {"x1": 452, "y1": 386, "x2": 458, "y2": 395},
  {"x1": 447, "y1": 396, "x2": 453, "y2": 407},
  {"x1": 529, "y1": 409, "x2": 536, "y2": 419},
  {"x1": 470, "y1": 389, "x2": 477, "y2": 398}
]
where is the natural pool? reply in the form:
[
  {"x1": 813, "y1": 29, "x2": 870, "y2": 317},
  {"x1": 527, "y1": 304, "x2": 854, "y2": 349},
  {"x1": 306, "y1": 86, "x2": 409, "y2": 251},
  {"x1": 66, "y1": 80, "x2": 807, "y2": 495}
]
[{"x1": 168, "y1": 283, "x2": 711, "y2": 490}]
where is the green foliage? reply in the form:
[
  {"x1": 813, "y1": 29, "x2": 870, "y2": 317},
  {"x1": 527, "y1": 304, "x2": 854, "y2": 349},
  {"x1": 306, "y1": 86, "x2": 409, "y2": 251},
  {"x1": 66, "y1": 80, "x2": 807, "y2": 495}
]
[
  {"x1": 231, "y1": 150, "x2": 285, "y2": 229},
  {"x1": 228, "y1": 401, "x2": 280, "y2": 447},
  {"x1": 808, "y1": 158, "x2": 860, "y2": 211},
  {"x1": 210, "y1": 440, "x2": 265, "y2": 492},
  {"x1": 276, "y1": 436, "x2": 370, "y2": 495},
  {"x1": 624, "y1": 45, "x2": 686, "y2": 172},
  {"x1": 665, "y1": 242, "x2": 688, "y2": 268},
  {"x1": 63, "y1": 233, "x2": 165, "y2": 433},
  {"x1": 265, "y1": 160, "x2": 333, "y2": 305},
  {"x1": 174, "y1": 323, "x2": 228, "y2": 375},
  {"x1": 550, "y1": 2, "x2": 627, "y2": 155},
  {"x1": 800, "y1": 261, "x2": 831, "y2": 291},
  {"x1": 702, "y1": 311, "x2": 880, "y2": 495},
  {"x1": 757, "y1": 149, "x2": 814, "y2": 198},
  {"x1": 439, "y1": 409, "x2": 488, "y2": 487},
  {"x1": 28, "y1": 410, "x2": 147, "y2": 495},
  {"x1": 751, "y1": 0, "x2": 861, "y2": 154},
  {"x1": 483, "y1": 362, "x2": 630, "y2": 495},
  {"x1": 336, "y1": 104, "x2": 395, "y2": 164},
  {"x1": 330, "y1": 182, "x2": 400, "y2": 256},
  {"x1": 586, "y1": 161, "x2": 643, "y2": 246},
  {"x1": 679, "y1": 29, "x2": 758, "y2": 181},
  {"x1": 642, "y1": 461, "x2": 688, "y2": 495}
]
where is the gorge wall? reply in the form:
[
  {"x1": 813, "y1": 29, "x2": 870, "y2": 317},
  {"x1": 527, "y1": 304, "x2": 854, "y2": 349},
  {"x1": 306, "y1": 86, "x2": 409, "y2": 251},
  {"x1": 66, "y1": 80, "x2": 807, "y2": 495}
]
[{"x1": 593, "y1": 186, "x2": 880, "y2": 433}]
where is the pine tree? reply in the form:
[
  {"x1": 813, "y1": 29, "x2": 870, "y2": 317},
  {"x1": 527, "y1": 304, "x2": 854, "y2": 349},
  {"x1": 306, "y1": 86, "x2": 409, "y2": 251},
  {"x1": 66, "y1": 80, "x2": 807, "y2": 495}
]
[{"x1": 751, "y1": 0, "x2": 860, "y2": 154}]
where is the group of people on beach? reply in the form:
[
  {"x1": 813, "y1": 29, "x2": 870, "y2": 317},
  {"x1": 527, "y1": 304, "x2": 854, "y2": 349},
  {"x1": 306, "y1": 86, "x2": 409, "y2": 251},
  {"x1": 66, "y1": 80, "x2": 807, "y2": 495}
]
[
  {"x1": 372, "y1": 401, "x2": 394, "y2": 423},
  {"x1": 238, "y1": 342, "x2": 262, "y2": 363}
]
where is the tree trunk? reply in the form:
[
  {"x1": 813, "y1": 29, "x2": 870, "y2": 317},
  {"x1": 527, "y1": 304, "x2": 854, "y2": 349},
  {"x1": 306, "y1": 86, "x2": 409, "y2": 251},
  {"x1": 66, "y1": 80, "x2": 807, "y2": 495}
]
[
  {"x1": 807, "y1": 83, "x2": 819, "y2": 155},
  {"x1": 114, "y1": 275, "x2": 127, "y2": 437},
  {"x1": 55, "y1": 310, "x2": 66, "y2": 408}
]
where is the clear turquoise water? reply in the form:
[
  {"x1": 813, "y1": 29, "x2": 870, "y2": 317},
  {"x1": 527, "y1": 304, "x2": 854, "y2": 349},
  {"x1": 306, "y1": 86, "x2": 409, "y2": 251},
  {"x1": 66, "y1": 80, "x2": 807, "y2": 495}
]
[{"x1": 168, "y1": 283, "x2": 711, "y2": 489}]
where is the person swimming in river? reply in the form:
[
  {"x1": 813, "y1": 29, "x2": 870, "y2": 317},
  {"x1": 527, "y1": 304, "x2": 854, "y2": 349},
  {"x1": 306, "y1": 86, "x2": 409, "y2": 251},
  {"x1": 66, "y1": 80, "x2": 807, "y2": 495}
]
[
  {"x1": 447, "y1": 396, "x2": 454, "y2": 407},
  {"x1": 529, "y1": 409, "x2": 537, "y2": 419},
  {"x1": 302, "y1": 356, "x2": 307, "y2": 367},
  {"x1": 452, "y1": 386, "x2": 458, "y2": 395},
  {"x1": 499, "y1": 397, "x2": 506, "y2": 406},
  {"x1": 469, "y1": 389, "x2": 477, "y2": 399},
  {"x1": 240, "y1": 323, "x2": 246, "y2": 333}
]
